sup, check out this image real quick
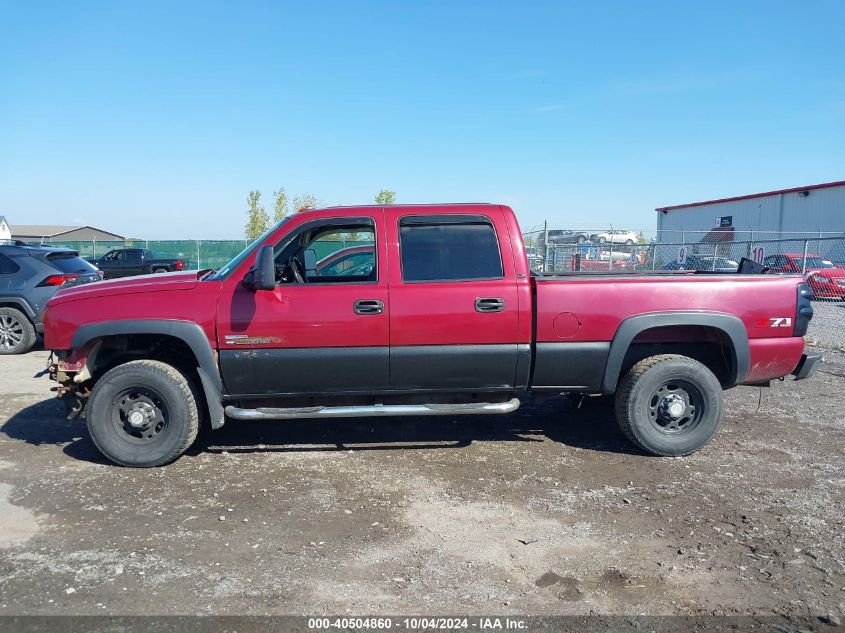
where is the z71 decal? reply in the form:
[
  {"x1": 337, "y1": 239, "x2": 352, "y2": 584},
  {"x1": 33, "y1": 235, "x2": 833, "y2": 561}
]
[{"x1": 755, "y1": 317, "x2": 792, "y2": 328}]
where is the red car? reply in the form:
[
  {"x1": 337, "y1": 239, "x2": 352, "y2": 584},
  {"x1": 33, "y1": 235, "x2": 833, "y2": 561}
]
[
  {"x1": 764, "y1": 253, "x2": 845, "y2": 300},
  {"x1": 315, "y1": 245, "x2": 375, "y2": 278},
  {"x1": 43, "y1": 204, "x2": 819, "y2": 467}
]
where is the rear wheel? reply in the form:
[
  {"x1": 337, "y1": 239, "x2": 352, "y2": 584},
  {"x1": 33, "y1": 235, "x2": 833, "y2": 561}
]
[
  {"x1": 0, "y1": 307, "x2": 36, "y2": 355},
  {"x1": 615, "y1": 354, "x2": 723, "y2": 456},
  {"x1": 152, "y1": 268, "x2": 168, "y2": 274},
  {"x1": 87, "y1": 360, "x2": 199, "y2": 467}
]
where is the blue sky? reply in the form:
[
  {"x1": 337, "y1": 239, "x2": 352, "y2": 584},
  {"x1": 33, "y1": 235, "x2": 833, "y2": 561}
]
[{"x1": 1, "y1": 1, "x2": 844, "y2": 239}]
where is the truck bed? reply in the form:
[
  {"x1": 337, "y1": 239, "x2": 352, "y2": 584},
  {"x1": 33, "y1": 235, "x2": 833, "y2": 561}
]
[{"x1": 531, "y1": 272, "x2": 806, "y2": 390}]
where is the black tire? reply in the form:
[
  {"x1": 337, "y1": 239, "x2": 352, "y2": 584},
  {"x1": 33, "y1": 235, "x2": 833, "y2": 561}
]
[
  {"x1": 0, "y1": 307, "x2": 36, "y2": 355},
  {"x1": 152, "y1": 268, "x2": 168, "y2": 274},
  {"x1": 576, "y1": 235, "x2": 586, "y2": 244},
  {"x1": 87, "y1": 360, "x2": 200, "y2": 467},
  {"x1": 598, "y1": 236, "x2": 607, "y2": 244},
  {"x1": 625, "y1": 239, "x2": 634, "y2": 245},
  {"x1": 615, "y1": 354, "x2": 724, "y2": 456}
]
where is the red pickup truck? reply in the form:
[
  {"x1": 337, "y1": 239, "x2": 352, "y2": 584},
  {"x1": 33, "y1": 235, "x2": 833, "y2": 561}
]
[{"x1": 43, "y1": 204, "x2": 820, "y2": 467}]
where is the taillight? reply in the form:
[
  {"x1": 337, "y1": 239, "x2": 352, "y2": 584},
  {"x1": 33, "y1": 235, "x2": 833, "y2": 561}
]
[
  {"x1": 38, "y1": 274, "x2": 79, "y2": 287},
  {"x1": 794, "y1": 282, "x2": 814, "y2": 336},
  {"x1": 175, "y1": 260, "x2": 183, "y2": 270}
]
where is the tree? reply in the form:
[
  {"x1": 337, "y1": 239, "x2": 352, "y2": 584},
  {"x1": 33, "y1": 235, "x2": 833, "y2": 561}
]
[
  {"x1": 375, "y1": 189, "x2": 396, "y2": 205},
  {"x1": 293, "y1": 193, "x2": 319, "y2": 212},
  {"x1": 636, "y1": 231, "x2": 648, "y2": 245},
  {"x1": 273, "y1": 188, "x2": 289, "y2": 223},
  {"x1": 244, "y1": 190, "x2": 269, "y2": 241}
]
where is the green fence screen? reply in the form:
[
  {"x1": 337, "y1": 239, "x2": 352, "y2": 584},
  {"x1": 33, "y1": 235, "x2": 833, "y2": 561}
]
[{"x1": 40, "y1": 239, "x2": 374, "y2": 271}]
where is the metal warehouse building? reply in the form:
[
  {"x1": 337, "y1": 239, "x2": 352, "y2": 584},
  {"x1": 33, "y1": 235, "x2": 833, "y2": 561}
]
[{"x1": 656, "y1": 180, "x2": 845, "y2": 242}]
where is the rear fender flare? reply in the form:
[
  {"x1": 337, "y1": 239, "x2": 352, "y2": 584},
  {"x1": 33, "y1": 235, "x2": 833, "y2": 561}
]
[
  {"x1": 601, "y1": 312, "x2": 749, "y2": 393},
  {"x1": 71, "y1": 319, "x2": 225, "y2": 429},
  {"x1": 0, "y1": 297, "x2": 36, "y2": 321}
]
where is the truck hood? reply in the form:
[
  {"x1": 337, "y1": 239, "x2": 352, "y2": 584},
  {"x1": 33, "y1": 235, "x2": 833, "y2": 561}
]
[{"x1": 47, "y1": 271, "x2": 202, "y2": 306}]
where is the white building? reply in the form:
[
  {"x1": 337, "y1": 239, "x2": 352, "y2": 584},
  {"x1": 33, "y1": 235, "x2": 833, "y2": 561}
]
[{"x1": 656, "y1": 180, "x2": 845, "y2": 243}]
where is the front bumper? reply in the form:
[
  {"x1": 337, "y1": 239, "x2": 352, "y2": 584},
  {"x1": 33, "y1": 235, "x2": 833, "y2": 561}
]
[{"x1": 792, "y1": 352, "x2": 822, "y2": 380}]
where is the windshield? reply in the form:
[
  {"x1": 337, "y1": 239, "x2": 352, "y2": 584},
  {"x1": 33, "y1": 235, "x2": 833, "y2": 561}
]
[
  {"x1": 804, "y1": 257, "x2": 834, "y2": 269},
  {"x1": 204, "y1": 218, "x2": 291, "y2": 280}
]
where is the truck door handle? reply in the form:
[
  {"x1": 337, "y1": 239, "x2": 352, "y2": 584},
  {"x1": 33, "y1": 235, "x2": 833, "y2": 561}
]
[
  {"x1": 354, "y1": 299, "x2": 384, "y2": 315},
  {"x1": 475, "y1": 297, "x2": 505, "y2": 313}
]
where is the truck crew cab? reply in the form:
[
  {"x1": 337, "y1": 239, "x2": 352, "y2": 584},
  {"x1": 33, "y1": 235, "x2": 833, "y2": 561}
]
[{"x1": 43, "y1": 204, "x2": 820, "y2": 467}]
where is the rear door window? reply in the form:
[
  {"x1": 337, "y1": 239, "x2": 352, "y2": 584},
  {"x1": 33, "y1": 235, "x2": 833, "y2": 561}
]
[{"x1": 399, "y1": 215, "x2": 503, "y2": 282}]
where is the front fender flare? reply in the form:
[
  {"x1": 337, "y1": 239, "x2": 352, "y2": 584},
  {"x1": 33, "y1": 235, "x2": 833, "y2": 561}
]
[
  {"x1": 71, "y1": 319, "x2": 225, "y2": 429},
  {"x1": 601, "y1": 311, "x2": 750, "y2": 393}
]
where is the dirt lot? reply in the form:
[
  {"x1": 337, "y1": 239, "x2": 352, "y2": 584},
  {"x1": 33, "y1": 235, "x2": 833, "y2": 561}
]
[{"x1": 0, "y1": 348, "x2": 843, "y2": 618}]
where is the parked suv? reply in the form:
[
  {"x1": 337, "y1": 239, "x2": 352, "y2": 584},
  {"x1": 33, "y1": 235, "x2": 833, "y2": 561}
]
[
  {"x1": 0, "y1": 244, "x2": 101, "y2": 354},
  {"x1": 590, "y1": 229, "x2": 638, "y2": 245}
]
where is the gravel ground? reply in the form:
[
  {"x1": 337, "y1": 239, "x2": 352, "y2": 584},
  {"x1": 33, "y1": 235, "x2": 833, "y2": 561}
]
[
  {"x1": 0, "y1": 348, "x2": 843, "y2": 618},
  {"x1": 808, "y1": 300, "x2": 845, "y2": 350}
]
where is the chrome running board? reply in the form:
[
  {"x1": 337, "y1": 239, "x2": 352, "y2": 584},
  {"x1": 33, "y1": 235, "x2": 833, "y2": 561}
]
[{"x1": 224, "y1": 398, "x2": 521, "y2": 421}]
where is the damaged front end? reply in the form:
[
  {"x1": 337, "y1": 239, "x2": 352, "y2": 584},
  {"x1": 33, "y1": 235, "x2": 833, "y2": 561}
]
[{"x1": 46, "y1": 342, "x2": 100, "y2": 420}]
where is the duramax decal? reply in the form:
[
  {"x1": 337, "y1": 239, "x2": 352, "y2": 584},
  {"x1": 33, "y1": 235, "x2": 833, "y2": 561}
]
[{"x1": 224, "y1": 335, "x2": 283, "y2": 345}]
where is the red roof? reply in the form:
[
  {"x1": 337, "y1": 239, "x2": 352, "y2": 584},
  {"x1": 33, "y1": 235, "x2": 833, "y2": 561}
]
[{"x1": 656, "y1": 180, "x2": 845, "y2": 212}]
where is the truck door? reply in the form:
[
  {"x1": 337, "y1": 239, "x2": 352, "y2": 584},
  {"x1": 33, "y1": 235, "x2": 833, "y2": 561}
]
[
  {"x1": 216, "y1": 212, "x2": 389, "y2": 397},
  {"x1": 385, "y1": 207, "x2": 523, "y2": 392},
  {"x1": 97, "y1": 250, "x2": 120, "y2": 279},
  {"x1": 123, "y1": 249, "x2": 144, "y2": 276}
]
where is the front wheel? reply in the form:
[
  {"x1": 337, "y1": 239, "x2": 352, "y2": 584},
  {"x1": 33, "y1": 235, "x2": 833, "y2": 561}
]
[
  {"x1": 615, "y1": 354, "x2": 724, "y2": 456},
  {"x1": 87, "y1": 360, "x2": 200, "y2": 467}
]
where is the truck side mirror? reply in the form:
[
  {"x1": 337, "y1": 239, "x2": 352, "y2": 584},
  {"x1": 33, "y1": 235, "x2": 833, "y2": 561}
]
[
  {"x1": 303, "y1": 249, "x2": 317, "y2": 277},
  {"x1": 244, "y1": 245, "x2": 276, "y2": 291}
]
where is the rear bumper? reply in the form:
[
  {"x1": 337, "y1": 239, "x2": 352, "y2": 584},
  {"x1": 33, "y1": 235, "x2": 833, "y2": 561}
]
[{"x1": 792, "y1": 352, "x2": 822, "y2": 380}]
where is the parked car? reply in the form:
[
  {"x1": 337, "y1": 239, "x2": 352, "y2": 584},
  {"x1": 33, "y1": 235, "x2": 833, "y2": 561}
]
[
  {"x1": 315, "y1": 245, "x2": 375, "y2": 278},
  {"x1": 0, "y1": 244, "x2": 101, "y2": 354},
  {"x1": 538, "y1": 229, "x2": 590, "y2": 248},
  {"x1": 43, "y1": 203, "x2": 818, "y2": 467},
  {"x1": 571, "y1": 255, "x2": 635, "y2": 272},
  {"x1": 590, "y1": 229, "x2": 638, "y2": 245},
  {"x1": 88, "y1": 248, "x2": 186, "y2": 279},
  {"x1": 663, "y1": 255, "x2": 740, "y2": 273},
  {"x1": 763, "y1": 253, "x2": 845, "y2": 300}
]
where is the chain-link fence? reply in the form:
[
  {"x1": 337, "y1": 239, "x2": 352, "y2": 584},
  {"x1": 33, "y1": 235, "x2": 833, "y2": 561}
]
[
  {"x1": 656, "y1": 228, "x2": 845, "y2": 243},
  {"x1": 36, "y1": 239, "x2": 250, "y2": 271}
]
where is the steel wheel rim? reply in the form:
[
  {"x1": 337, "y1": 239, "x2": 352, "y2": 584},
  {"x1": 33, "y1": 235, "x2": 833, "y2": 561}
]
[
  {"x1": 0, "y1": 314, "x2": 24, "y2": 349},
  {"x1": 110, "y1": 387, "x2": 170, "y2": 446},
  {"x1": 647, "y1": 379, "x2": 704, "y2": 435}
]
